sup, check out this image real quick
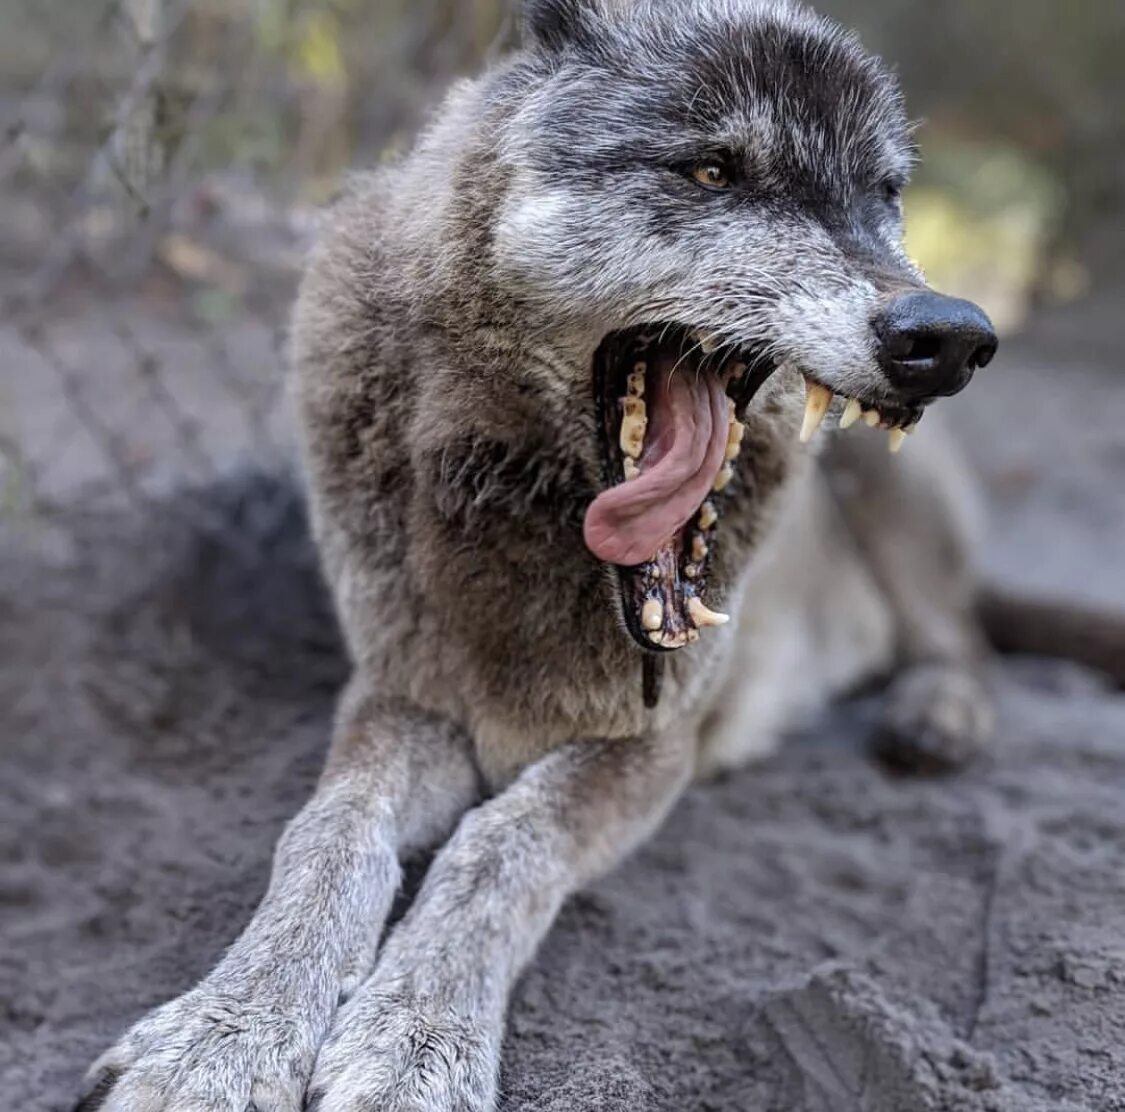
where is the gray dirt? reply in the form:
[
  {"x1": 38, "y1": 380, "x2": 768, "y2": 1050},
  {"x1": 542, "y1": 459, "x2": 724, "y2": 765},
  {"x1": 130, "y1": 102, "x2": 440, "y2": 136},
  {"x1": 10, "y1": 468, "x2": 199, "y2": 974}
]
[{"x1": 1, "y1": 289, "x2": 1124, "y2": 1111}]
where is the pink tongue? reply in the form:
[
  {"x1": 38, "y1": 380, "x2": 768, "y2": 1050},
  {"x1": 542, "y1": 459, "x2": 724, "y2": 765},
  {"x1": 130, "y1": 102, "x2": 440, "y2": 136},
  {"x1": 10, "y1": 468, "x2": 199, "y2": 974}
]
[{"x1": 584, "y1": 363, "x2": 730, "y2": 567}]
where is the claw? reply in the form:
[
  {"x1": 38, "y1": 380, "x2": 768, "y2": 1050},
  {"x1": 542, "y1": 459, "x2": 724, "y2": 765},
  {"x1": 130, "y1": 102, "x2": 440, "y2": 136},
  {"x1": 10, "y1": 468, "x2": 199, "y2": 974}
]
[{"x1": 73, "y1": 1068, "x2": 121, "y2": 1112}]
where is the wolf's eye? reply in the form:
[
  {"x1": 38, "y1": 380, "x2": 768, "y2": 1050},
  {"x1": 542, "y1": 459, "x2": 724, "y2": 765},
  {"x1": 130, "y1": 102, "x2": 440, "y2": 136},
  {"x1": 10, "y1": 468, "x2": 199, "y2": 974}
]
[
  {"x1": 881, "y1": 178, "x2": 904, "y2": 205},
  {"x1": 690, "y1": 161, "x2": 734, "y2": 191}
]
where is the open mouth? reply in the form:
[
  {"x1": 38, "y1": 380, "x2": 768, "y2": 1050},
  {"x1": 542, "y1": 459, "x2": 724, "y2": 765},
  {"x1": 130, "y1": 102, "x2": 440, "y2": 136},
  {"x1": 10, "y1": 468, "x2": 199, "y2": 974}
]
[{"x1": 584, "y1": 326, "x2": 778, "y2": 653}]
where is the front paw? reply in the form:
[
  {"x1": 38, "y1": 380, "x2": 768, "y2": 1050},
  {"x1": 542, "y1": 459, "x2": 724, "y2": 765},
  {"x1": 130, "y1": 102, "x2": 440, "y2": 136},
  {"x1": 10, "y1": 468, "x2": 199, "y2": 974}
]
[
  {"x1": 74, "y1": 982, "x2": 329, "y2": 1112},
  {"x1": 305, "y1": 987, "x2": 499, "y2": 1112}
]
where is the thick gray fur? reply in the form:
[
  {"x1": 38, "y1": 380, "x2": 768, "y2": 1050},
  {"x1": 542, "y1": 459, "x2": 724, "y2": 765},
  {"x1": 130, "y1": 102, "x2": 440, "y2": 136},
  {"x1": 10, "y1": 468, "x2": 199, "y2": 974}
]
[{"x1": 75, "y1": 2, "x2": 998, "y2": 1109}]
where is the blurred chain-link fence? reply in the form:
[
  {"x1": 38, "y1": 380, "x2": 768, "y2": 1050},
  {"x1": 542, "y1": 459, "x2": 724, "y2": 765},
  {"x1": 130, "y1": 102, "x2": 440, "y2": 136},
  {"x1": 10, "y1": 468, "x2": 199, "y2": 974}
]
[{"x1": 1, "y1": 0, "x2": 1121, "y2": 541}]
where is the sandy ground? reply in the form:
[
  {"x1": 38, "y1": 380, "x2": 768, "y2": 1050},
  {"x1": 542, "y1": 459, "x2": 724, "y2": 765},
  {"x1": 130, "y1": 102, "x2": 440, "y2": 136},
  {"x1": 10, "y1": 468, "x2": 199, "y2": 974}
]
[{"x1": 1, "y1": 286, "x2": 1124, "y2": 1111}]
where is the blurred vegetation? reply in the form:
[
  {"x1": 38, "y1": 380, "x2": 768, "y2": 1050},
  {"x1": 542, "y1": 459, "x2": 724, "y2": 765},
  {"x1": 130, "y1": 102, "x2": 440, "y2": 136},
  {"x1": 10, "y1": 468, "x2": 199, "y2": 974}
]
[{"x1": 1, "y1": 0, "x2": 1122, "y2": 327}]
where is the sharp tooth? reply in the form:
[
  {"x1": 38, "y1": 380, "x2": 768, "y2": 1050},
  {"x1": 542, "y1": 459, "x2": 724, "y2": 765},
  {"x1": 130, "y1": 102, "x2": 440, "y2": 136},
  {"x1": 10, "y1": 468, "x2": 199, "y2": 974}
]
[
  {"x1": 713, "y1": 464, "x2": 734, "y2": 492},
  {"x1": 698, "y1": 501, "x2": 718, "y2": 531},
  {"x1": 620, "y1": 397, "x2": 647, "y2": 459},
  {"x1": 692, "y1": 535, "x2": 709, "y2": 563},
  {"x1": 839, "y1": 398, "x2": 863, "y2": 430},
  {"x1": 888, "y1": 428, "x2": 907, "y2": 454},
  {"x1": 623, "y1": 458, "x2": 640, "y2": 481},
  {"x1": 863, "y1": 409, "x2": 881, "y2": 428},
  {"x1": 800, "y1": 380, "x2": 833, "y2": 443},
  {"x1": 688, "y1": 596, "x2": 731, "y2": 628},
  {"x1": 642, "y1": 599, "x2": 664, "y2": 632},
  {"x1": 725, "y1": 419, "x2": 745, "y2": 462}
]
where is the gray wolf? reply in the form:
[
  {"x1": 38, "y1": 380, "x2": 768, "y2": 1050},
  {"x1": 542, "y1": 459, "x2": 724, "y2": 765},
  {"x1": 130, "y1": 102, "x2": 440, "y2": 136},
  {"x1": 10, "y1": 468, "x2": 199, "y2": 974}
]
[{"x1": 75, "y1": 1, "x2": 1100, "y2": 1109}]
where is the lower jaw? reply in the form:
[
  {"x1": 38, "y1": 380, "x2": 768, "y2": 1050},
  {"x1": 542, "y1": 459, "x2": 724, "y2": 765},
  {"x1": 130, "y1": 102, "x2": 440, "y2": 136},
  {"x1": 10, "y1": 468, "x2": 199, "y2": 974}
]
[{"x1": 593, "y1": 326, "x2": 777, "y2": 654}]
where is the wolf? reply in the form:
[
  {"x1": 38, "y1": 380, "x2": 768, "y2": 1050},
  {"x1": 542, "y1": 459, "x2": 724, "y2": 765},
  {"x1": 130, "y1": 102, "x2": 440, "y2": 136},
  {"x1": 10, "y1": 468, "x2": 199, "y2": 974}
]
[{"x1": 76, "y1": 1, "x2": 1085, "y2": 1109}]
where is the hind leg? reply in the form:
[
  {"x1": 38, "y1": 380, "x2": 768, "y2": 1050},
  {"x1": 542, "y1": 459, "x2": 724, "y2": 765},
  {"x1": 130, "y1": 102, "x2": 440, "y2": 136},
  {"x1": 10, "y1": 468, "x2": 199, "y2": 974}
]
[{"x1": 823, "y1": 416, "x2": 995, "y2": 773}]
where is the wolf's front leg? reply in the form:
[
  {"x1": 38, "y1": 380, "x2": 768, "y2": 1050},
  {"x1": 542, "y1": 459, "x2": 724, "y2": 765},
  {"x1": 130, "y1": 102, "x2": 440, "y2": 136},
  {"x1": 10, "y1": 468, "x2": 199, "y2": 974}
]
[
  {"x1": 75, "y1": 685, "x2": 479, "y2": 1112},
  {"x1": 305, "y1": 730, "x2": 694, "y2": 1112}
]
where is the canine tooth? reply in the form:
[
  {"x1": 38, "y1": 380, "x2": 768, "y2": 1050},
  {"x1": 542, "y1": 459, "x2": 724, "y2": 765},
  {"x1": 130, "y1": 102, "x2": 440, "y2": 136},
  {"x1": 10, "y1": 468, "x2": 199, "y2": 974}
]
[
  {"x1": 888, "y1": 428, "x2": 907, "y2": 454},
  {"x1": 863, "y1": 409, "x2": 881, "y2": 428},
  {"x1": 688, "y1": 596, "x2": 731, "y2": 628},
  {"x1": 725, "y1": 419, "x2": 745, "y2": 461},
  {"x1": 642, "y1": 599, "x2": 664, "y2": 632},
  {"x1": 839, "y1": 398, "x2": 863, "y2": 430},
  {"x1": 623, "y1": 458, "x2": 640, "y2": 481},
  {"x1": 620, "y1": 397, "x2": 647, "y2": 459},
  {"x1": 713, "y1": 464, "x2": 734, "y2": 492},
  {"x1": 692, "y1": 535, "x2": 709, "y2": 563},
  {"x1": 800, "y1": 381, "x2": 833, "y2": 443},
  {"x1": 699, "y1": 501, "x2": 718, "y2": 531}
]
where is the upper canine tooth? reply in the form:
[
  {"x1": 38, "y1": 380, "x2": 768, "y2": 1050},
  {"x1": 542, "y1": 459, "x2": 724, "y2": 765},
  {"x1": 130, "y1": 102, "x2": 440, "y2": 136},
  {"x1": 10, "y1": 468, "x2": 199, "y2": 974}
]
[
  {"x1": 888, "y1": 428, "x2": 907, "y2": 454},
  {"x1": 688, "y1": 596, "x2": 731, "y2": 628},
  {"x1": 863, "y1": 409, "x2": 881, "y2": 428},
  {"x1": 839, "y1": 398, "x2": 864, "y2": 430},
  {"x1": 620, "y1": 397, "x2": 647, "y2": 459},
  {"x1": 699, "y1": 501, "x2": 718, "y2": 531},
  {"x1": 642, "y1": 599, "x2": 664, "y2": 632},
  {"x1": 800, "y1": 380, "x2": 833, "y2": 443}
]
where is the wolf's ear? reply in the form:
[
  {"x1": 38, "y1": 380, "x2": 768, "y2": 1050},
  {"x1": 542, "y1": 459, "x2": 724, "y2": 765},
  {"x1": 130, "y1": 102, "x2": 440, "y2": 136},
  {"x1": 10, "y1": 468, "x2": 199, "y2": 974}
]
[{"x1": 523, "y1": 0, "x2": 593, "y2": 50}]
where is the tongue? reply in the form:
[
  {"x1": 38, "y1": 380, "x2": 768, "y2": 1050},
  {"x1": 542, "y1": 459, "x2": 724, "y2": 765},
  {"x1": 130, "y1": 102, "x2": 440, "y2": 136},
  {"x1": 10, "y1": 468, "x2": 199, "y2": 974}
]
[{"x1": 584, "y1": 362, "x2": 731, "y2": 567}]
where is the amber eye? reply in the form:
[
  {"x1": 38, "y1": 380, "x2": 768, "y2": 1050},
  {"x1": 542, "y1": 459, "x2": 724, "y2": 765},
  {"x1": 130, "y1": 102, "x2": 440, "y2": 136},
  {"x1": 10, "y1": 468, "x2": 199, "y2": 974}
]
[{"x1": 690, "y1": 162, "x2": 733, "y2": 191}]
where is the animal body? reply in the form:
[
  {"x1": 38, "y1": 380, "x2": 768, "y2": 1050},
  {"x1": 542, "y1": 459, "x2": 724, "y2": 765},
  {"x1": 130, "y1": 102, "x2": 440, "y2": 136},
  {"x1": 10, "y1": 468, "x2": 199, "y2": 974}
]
[{"x1": 76, "y1": 2, "x2": 1026, "y2": 1109}]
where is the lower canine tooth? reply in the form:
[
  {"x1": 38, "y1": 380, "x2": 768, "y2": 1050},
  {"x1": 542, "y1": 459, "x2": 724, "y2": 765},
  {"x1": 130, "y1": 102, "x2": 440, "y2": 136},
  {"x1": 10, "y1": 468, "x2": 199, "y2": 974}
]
[
  {"x1": 863, "y1": 409, "x2": 881, "y2": 428},
  {"x1": 800, "y1": 381, "x2": 833, "y2": 443},
  {"x1": 642, "y1": 599, "x2": 664, "y2": 632},
  {"x1": 888, "y1": 428, "x2": 907, "y2": 454},
  {"x1": 840, "y1": 398, "x2": 863, "y2": 429},
  {"x1": 688, "y1": 597, "x2": 731, "y2": 628}
]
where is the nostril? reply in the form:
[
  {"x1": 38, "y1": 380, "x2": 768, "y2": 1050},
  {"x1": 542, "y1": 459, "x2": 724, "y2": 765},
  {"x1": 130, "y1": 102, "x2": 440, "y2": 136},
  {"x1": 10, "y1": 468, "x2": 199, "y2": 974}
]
[
  {"x1": 970, "y1": 342, "x2": 998, "y2": 371},
  {"x1": 899, "y1": 334, "x2": 942, "y2": 364}
]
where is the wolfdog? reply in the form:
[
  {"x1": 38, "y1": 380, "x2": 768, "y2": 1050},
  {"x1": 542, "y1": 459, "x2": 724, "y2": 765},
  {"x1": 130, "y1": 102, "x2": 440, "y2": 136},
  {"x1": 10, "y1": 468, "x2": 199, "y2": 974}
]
[{"x1": 78, "y1": 1, "x2": 1075, "y2": 1109}]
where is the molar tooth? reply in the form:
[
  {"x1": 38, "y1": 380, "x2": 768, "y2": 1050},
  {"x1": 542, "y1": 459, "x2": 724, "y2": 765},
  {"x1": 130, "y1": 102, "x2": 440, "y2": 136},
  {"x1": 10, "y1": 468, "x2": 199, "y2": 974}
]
[
  {"x1": 642, "y1": 599, "x2": 664, "y2": 632},
  {"x1": 725, "y1": 419, "x2": 745, "y2": 461},
  {"x1": 692, "y1": 535, "x2": 709, "y2": 563},
  {"x1": 699, "y1": 501, "x2": 718, "y2": 531},
  {"x1": 800, "y1": 380, "x2": 833, "y2": 443},
  {"x1": 684, "y1": 564, "x2": 700, "y2": 580},
  {"x1": 839, "y1": 398, "x2": 864, "y2": 430},
  {"x1": 629, "y1": 366, "x2": 646, "y2": 396},
  {"x1": 888, "y1": 428, "x2": 907, "y2": 454},
  {"x1": 863, "y1": 409, "x2": 881, "y2": 428},
  {"x1": 623, "y1": 458, "x2": 641, "y2": 481},
  {"x1": 665, "y1": 631, "x2": 689, "y2": 649},
  {"x1": 688, "y1": 596, "x2": 731, "y2": 628},
  {"x1": 687, "y1": 629, "x2": 701, "y2": 643},
  {"x1": 698, "y1": 332, "x2": 718, "y2": 354},
  {"x1": 713, "y1": 464, "x2": 734, "y2": 492},
  {"x1": 620, "y1": 396, "x2": 647, "y2": 459}
]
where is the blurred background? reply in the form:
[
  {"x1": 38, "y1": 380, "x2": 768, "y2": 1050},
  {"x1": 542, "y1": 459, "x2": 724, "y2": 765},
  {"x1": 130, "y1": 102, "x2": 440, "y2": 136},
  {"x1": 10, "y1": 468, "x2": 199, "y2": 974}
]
[{"x1": 1, "y1": 0, "x2": 1123, "y2": 527}]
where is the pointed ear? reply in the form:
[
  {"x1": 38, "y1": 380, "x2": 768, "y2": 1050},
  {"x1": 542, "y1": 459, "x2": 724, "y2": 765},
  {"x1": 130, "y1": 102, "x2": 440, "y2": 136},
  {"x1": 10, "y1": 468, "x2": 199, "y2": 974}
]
[{"x1": 523, "y1": 0, "x2": 593, "y2": 50}]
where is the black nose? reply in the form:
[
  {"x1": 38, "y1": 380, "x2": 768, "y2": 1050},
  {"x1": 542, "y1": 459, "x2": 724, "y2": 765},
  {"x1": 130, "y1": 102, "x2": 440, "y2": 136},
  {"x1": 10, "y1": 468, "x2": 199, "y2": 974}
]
[{"x1": 874, "y1": 291, "x2": 998, "y2": 400}]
